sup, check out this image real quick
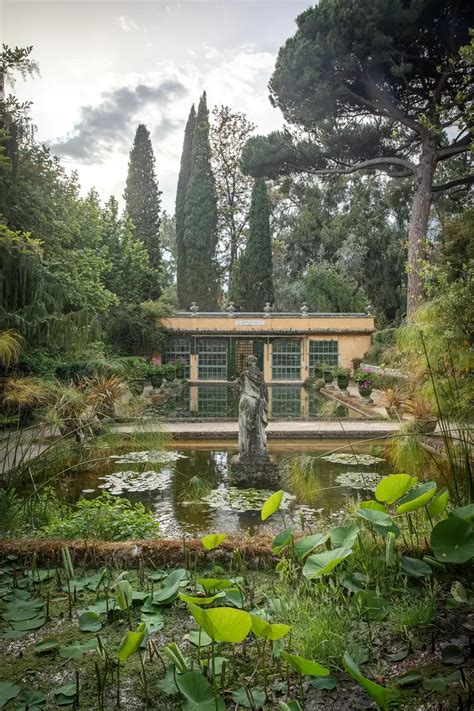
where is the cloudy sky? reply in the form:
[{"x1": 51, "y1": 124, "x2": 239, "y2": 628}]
[{"x1": 2, "y1": 0, "x2": 310, "y2": 211}]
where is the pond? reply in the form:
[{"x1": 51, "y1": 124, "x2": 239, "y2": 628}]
[
  {"x1": 55, "y1": 440, "x2": 392, "y2": 538},
  {"x1": 148, "y1": 383, "x2": 356, "y2": 419}
]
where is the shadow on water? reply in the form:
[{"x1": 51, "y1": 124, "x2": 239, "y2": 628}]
[{"x1": 53, "y1": 439, "x2": 393, "y2": 537}]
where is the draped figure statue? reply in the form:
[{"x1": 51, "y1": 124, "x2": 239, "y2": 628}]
[{"x1": 235, "y1": 355, "x2": 269, "y2": 461}]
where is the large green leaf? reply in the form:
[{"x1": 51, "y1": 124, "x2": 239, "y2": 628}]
[
  {"x1": 59, "y1": 638, "x2": 98, "y2": 659},
  {"x1": 178, "y1": 592, "x2": 225, "y2": 606},
  {"x1": 163, "y1": 642, "x2": 189, "y2": 673},
  {"x1": 400, "y1": 556, "x2": 432, "y2": 578},
  {"x1": 250, "y1": 614, "x2": 291, "y2": 641},
  {"x1": 426, "y1": 488, "x2": 449, "y2": 518},
  {"x1": 431, "y1": 517, "x2": 474, "y2": 564},
  {"x1": 343, "y1": 651, "x2": 387, "y2": 709},
  {"x1": 329, "y1": 524, "x2": 359, "y2": 549},
  {"x1": 280, "y1": 651, "x2": 329, "y2": 677},
  {"x1": 115, "y1": 580, "x2": 133, "y2": 611},
  {"x1": 201, "y1": 533, "x2": 227, "y2": 551},
  {"x1": 34, "y1": 638, "x2": 60, "y2": 654},
  {"x1": 302, "y1": 547, "x2": 352, "y2": 579},
  {"x1": 53, "y1": 684, "x2": 77, "y2": 707},
  {"x1": 356, "y1": 509, "x2": 400, "y2": 538},
  {"x1": 78, "y1": 610, "x2": 102, "y2": 632},
  {"x1": 396, "y1": 482, "x2": 436, "y2": 514},
  {"x1": 176, "y1": 671, "x2": 225, "y2": 711},
  {"x1": 272, "y1": 527, "x2": 295, "y2": 554},
  {"x1": 359, "y1": 500, "x2": 387, "y2": 512},
  {"x1": 196, "y1": 578, "x2": 233, "y2": 594},
  {"x1": 294, "y1": 533, "x2": 328, "y2": 560},
  {"x1": 153, "y1": 568, "x2": 187, "y2": 605},
  {"x1": 187, "y1": 603, "x2": 251, "y2": 643},
  {"x1": 231, "y1": 687, "x2": 266, "y2": 708},
  {"x1": 375, "y1": 474, "x2": 417, "y2": 505},
  {"x1": 14, "y1": 689, "x2": 47, "y2": 710},
  {"x1": 451, "y1": 503, "x2": 474, "y2": 521},
  {"x1": 261, "y1": 490, "x2": 284, "y2": 521},
  {"x1": 10, "y1": 616, "x2": 45, "y2": 631},
  {"x1": 354, "y1": 590, "x2": 389, "y2": 620},
  {"x1": 118, "y1": 622, "x2": 147, "y2": 662},
  {"x1": 0, "y1": 682, "x2": 20, "y2": 709}
]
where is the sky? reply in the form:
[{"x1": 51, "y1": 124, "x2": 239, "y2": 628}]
[{"x1": 2, "y1": 0, "x2": 310, "y2": 211}]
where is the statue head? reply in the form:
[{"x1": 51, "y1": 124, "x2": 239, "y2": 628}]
[{"x1": 246, "y1": 354, "x2": 258, "y2": 369}]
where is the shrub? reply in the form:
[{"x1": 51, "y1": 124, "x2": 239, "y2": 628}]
[{"x1": 40, "y1": 493, "x2": 160, "y2": 541}]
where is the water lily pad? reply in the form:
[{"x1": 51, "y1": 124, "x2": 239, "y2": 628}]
[
  {"x1": 187, "y1": 629, "x2": 213, "y2": 647},
  {"x1": 14, "y1": 690, "x2": 46, "y2": 710},
  {"x1": 231, "y1": 687, "x2": 266, "y2": 708},
  {"x1": 0, "y1": 682, "x2": 20, "y2": 709},
  {"x1": 59, "y1": 638, "x2": 98, "y2": 659},
  {"x1": 431, "y1": 517, "x2": 474, "y2": 564},
  {"x1": 322, "y1": 453, "x2": 385, "y2": 466},
  {"x1": 11, "y1": 616, "x2": 45, "y2": 631},
  {"x1": 34, "y1": 638, "x2": 60, "y2": 654},
  {"x1": 335, "y1": 472, "x2": 382, "y2": 491},
  {"x1": 442, "y1": 644, "x2": 465, "y2": 665},
  {"x1": 110, "y1": 450, "x2": 187, "y2": 465},
  {"x1": 78, "y1": 610, "x2": 102, "y2": 632},
  {"x1": 202, "y1": 487, "x2": 295, "y2": 513},
  {"x1": 99, "y1": 469, "x2": 171, "y2": 495}
]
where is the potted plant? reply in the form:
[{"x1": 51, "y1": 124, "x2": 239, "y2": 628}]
[
  {"x1": 313, "y1": 361, "x2": 324, "y2": 379},
  {"x1": 403, "y1": 394, "x2": 437, "y2": 434},
  {"x1": 335, "y1": 367, "x2": 350, "y2": 393},
  {"x1": 382, "y1": 385, "x2": 404, "y2": 419},
  {"x1": 128, "y1": 358, "x2": 148, "y2": 395},
  {"x1": 355, "y1": 369, "x2": 374, "y2": 403},
  {"x1": 148, "y1": 364, "x2": 164, "y2": 389},
  {"x1": 163, "y1": 362, "x2": 177, "y2": 382},
  {"x1": 175, "y1": 358, "x2": 186, "y2": 380},
  {"x1": 323, "y1": 366, "x2": 334, "y2": 385}
]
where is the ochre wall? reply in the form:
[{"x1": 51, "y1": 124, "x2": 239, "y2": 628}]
[{"x1": 161, "y1": 314, "x2": 374, "y2": 334}]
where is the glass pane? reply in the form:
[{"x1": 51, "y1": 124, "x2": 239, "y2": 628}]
[
  {"x1": 198, "y1": 338, "x2": 228, "y2": 380},
  {"x1": 165, "y1": 338, "x2": 191, "y2": 378},
  {"x1": 272, "y1": 339, "x2": 301, "y2": 380},
  {"x1": 271, "y1": 386, "x2": 301, "y2": 417},
  {"x1": 309, "y1": 340, "x2": 339, "y2": 368}
]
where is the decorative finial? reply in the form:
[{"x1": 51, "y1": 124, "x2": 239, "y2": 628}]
[
  {"x1": 263, "y1": 302, "x2": 273, "y2": 317},
  {"x1": 300, "y1": 302, "x2": 309, "y2": 315},
  {"x1": 190, "y1": 301, "x2": 199, "y2": 314},
  {"x1": 366, "y1": 301, "x2": 373, "y2": 315},
  {"x1": 226, "y1": 302, "x2": 236, "y2": 315}
]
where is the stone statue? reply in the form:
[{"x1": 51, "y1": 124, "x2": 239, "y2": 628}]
[{"x1": 235, "y1": 355, "x2": 269, "y2": 461}]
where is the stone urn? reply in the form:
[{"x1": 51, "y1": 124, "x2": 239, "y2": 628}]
[
  {"x1": 323, "y1": 369, "x2": 333, "y2": 385},
  {"x1": 357, "y1": 379, "x2": 373, "y2": 403},
  {"x1": 337, "y1": 373, "x2": 350, "y2": 393},
  {"x1": 413, "y1": 417, "x2": 438, "y2": 435}
]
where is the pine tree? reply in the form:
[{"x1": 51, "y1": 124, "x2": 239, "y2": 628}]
[
  {"x1": 175, "y1": 105, "x2": 196, "y2": 308},
  {"x1": 239, "y1": 178, "x2": 273, "y2": 310},
  {"x1": 124, "y1": 124, "x2": 162, "y2": 298},
  {"x1": 182, "y1": 93, "x2": 220, "y2": 310}
]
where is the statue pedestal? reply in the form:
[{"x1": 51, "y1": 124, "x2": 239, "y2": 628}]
[{"x1": 230, "y1": 455, "x2": 281, "y2": 488}]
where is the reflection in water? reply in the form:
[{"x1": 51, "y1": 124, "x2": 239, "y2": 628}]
[
  {"x1": 57, "y1": 444, "x2": 392, "y2": 538},
  {"x1": 153, "y1": 383, "x2": 352, "y2": 419}
]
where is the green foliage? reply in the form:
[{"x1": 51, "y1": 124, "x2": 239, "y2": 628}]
[
  {"x1": 39, "y1": 493, "x2": 160, "y2": 541},
  {"x1": 234, "y1": 178, "x2": 273, "y2": 310},
  {"x1": 181, "y1": 94, "x2": 220, "y2": 310},
  {"x1": 303, "y1": 262, "x2": 367, "y2": 313},
  {"x1": 176, "y1": 104, "x2": 196, "y2": 308},
  {"x1": 124, "y1": 124, "x2": 162, "y2": 292}
]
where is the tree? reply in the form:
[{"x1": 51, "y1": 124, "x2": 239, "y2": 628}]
[
  {"x1": 182, "y1": 93, "x2": 220, "y2": 310},
  {"x1": 242, "y1": 0, "x2": 474, "y2": 317},
  {"x1": 210, "y1": 106, "x2": 255, "y2": 281},
  {"x1": 304, "y1": 263, "x2": 367, "y2": 313},
  {"x1": 175, "y1": 105, "x2": 196, "y2": 308},
  {"x1": 236, "y1": 178, "x2": 273, "y2": 310},
  {"x1": 124, "y1": 124, "x2": 162, "y2": 297}
]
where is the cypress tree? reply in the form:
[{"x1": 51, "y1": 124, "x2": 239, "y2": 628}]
[
  {"x1": 182, "y1": 93, "x2": 220, "y2": 310},
  {"x1": 175, "y1": 105, "x2": 196, "y2": 308},
  {"x1": 240, "y1": 178, "x2": 273, "y2": 310},
  {"x1": 124, "y1": 124, "x2": 162, "y2": 298}
]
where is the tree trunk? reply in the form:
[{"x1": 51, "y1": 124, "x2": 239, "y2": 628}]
[{"x1": 406, "y1": 136, "x2": 437, "y2": 319}]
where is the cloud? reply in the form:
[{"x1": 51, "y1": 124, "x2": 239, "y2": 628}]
[
  {"x1": 50, "y1": 80, "x2": 188, "y2": 163},
  {"x1": 116, "y1": 15, "x2": 140, "y2": 32}
]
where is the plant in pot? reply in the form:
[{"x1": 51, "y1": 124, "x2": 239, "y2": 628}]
[
  {"x1": 335, "y1": 367, "x2": 350, "y2": 393},
  {"x1": 403, "y1": 394, "x2": 437, "y2": 434},
  {"x1": 313, "y1": 361, "x2": 324, "y2": 379},
  {"x1": 355, "y1": 369, "x2": 374, "y2": 403},
  {"x1": 322, "y1": 365, "x2": 334, "y2": 385},
  {"x1": 148, "y1": 364, "x2": 164, "y2": 389},
  {"x1": 175, "y1": 357, "x2": 186, "y2": 379},
  {"x1": 382, "y1": 385, "x2": 405, "y2": 419},
  {"x1": 163, "y1": 362, "x2": 177, "y2": 382},
  {"x1": 128, "y1": 358, "x2": 148, "y2": 395}
]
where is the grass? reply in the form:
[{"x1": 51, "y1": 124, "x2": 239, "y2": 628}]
[{"x1": 388, "y1": 586, "x2": 438, "y2": 635}]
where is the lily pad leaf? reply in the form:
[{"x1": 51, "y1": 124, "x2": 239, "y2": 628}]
[
  {"x1": 451, "y1": 504, "x2": 474, "y2": 521},
  {"x1": 375, "y1": 474, "x2": 417, "y2": 505},
  {"x1": 187, "y1": 629, "x2": 213, "y2": 647},
  {"x1": 176, "y1": 671, "x2": 225, "y2": 711},
  {"x1": 11, "y1": 616, "x2": 45, "y2": 631},
  {"x1": 34, "y1": 638, "x2": 60, "y2": 654},
  {"x1": 14, "y1": 690, "x2": 47, "y2": 710},
  {"x1": 231, "y1": 687, "x2": 266, "y2": 708},
  {"x1": 355, "y1": 590, "x2": 389, "y2": 620},
  {"x1": 427, "y1": 488, "x2": 449, "y2": 518},
  {"x1": 302, "y1": 547, "x2": 352, "y2": 579},
  {"x1": 359, "y1": 499, "x2": 387, "y2": 512},
  {"x1": 78, "y1": 610, "x2": 102, "y2": 632},
  {"x1": 153, "y1": 568, "x2": 187, "y2": 605},
  {"x1": 395, "y1": 671, "x2": 422, "y2": 687},
  {"x1": 118, "y1": 622, "x2": 147, "y2": 662},
  {"x1": 178, "y1": 592, "x2": 225, "y2": 606},
  {"x1": 196, "y1": 578, "x2": 233, "y2": 594},
  {"x1": 281, "y1": 651, "x2": 329, "y2": 677},
  {"x1": 272, "y1": 527, "x2": 294, "y2": 554},
  {"x1": 431, "y1": 517, "x2": 474, "y2": 564},
  {"x1": 329, "y1": 523, "x2": 359, "y2": 549},
  {"x1": 59, "y1": 638, "x2": 98, "y2": 659},
  {"x1": 356, "y1": 508, "x2": 400, "y2": 538},
  {"x1": 294, "y1": 533, "x2": 328, "y2": 560},
  {"x1": 187, "y1": 603, "x2": 251, "y2": 643},
  {"x1": 396, "y1": 482, "x2": 436, "y2": 514},
  {"x1": 441, "y1": 644, "x2": 465, "y2": 665},
  {"x1": 343, "y1": 652, "x2": 387, "y2": 709},
  {"x1": 400, "y1": 556, "x2": 432, "y2": 578},
  {"x1": 54, "y1": 684, "x2": 77, "y2": 707},
  {"x1": 261, "y1": 490, "x2": 284, "y2": 521},
  {"x1": 0, "y1": 682, "x2": 20, "y2": 709},
  {"x1": 201, "y1": 533, "x2": 227, "y2": 550}
]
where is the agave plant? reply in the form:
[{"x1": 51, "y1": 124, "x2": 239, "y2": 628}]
[{"x1": 83, "y1": 374, "x2": 129, "y2": 420}]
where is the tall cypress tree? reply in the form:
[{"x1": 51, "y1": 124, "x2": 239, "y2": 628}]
[
  {"x1": 240, "y1": 178, "x2": 273, "y2": 310},
  {"x1": 124, "y1": 124, "x2": 162, "y2": 298},
  {"x1": 175, "y1": 105, "x2": 196, "y2": 308},
  {"x1": 182, "y1": 93, "x2": 219, "y2": 310}
]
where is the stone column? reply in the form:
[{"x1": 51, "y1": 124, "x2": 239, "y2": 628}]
[
  {"x1": 263, "y1": 340, "x2": 272, "y2": 383},
  {"x1": 190, "y1": 352, "x2": 199, "y2": 381},
  {"x1": 301, "y1": 337, "x2": 309, "y2": 382}
]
